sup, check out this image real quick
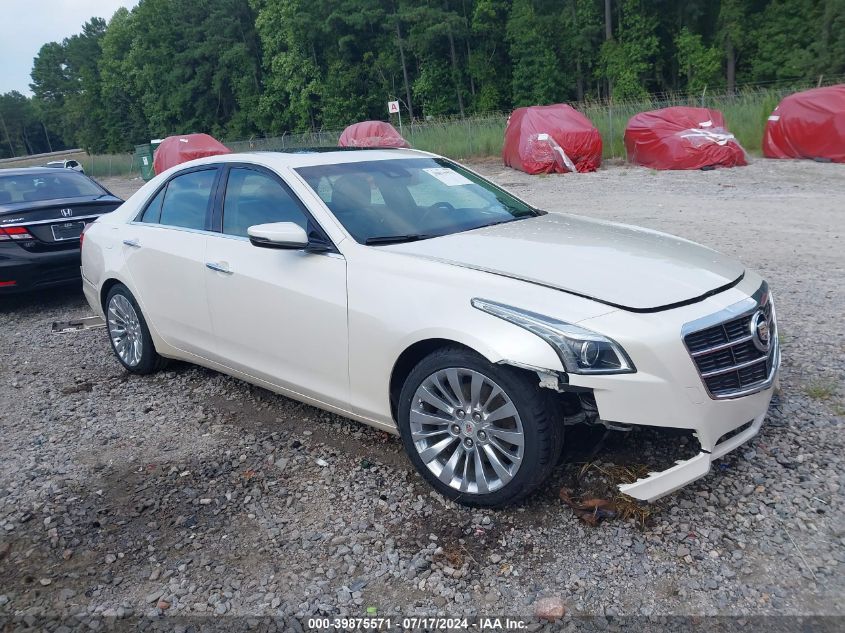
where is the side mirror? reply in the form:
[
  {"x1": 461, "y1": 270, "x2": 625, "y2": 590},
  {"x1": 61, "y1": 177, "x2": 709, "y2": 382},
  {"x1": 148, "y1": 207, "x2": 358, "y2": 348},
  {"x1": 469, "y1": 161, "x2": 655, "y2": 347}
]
[{"x1": 248, "y1": 222, "x2": 309, "y2": 250}]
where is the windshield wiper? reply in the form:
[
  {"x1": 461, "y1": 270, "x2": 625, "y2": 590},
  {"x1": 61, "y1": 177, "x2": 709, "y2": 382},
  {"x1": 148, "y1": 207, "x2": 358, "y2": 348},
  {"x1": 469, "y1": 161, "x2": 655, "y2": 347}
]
[
  {"x1": 477, "y1": 217, "x2": 526, "y2": 230},
  {"x1": 365, "y1": 234, "x2": 432, "y2": 245},
  {"x1": 486, "y1": 218, "x2": 518, "y2": 227}
]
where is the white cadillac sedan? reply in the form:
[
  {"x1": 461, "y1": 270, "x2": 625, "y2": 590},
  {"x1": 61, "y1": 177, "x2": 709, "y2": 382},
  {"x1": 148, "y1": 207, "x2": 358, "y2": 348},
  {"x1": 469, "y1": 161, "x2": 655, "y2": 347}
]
[{"x1": 81, "y1": 149, "x2": 779, "y2": 507}]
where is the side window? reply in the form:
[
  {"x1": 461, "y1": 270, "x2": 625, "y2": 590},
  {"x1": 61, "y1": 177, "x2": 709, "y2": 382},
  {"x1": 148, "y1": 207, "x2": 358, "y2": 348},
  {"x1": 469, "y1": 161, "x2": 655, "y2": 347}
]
[
  {"x1": 222, "y1": 168, "x2": 308, "y2": 238},
  {"x1": 158, "y1": 169, "x2": 217, "y2": 230},
  {"x1": 139, "y1": 186, "x2": 166, "y2": 223}
]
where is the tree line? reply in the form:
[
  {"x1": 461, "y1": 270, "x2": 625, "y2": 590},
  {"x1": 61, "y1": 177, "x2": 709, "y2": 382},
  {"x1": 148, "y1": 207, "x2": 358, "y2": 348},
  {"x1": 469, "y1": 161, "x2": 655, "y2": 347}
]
[{"x1": 1, "y1": 0, "x2": 843, "y2": 158}]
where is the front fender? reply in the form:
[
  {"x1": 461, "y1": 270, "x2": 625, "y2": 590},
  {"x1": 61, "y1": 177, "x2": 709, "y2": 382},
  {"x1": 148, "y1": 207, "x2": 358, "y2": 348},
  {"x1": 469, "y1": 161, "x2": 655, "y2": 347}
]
[
  {"x1": 345, "y1": 247, "x2": 613, "y2": 425},
  {"x1": 351, "y1": 318, "x2": 563, "y2": 428},
  {"x1": 392, "y1": 322, "x2": 564, "y2": 376}
]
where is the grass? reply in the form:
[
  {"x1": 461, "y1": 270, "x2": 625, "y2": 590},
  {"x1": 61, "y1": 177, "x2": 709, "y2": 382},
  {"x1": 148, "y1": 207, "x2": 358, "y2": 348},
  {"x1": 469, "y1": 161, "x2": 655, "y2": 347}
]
[
  {"x1": 327, "y1": 86, "x2": 793, "y2": 162},
  {"x1": 405, "y1": 116, "x2": 506, "y2": 159},
  {"x1": 371, "y1": 86, "x2": 792, "y2": 162},
  {"x1": 0, "y1": 85, "x2": 814, "y2": 175},
  {"x1": 227, "y1": 118, "x2": 508, "y2": 160},
  {"x1": 0, "y1": 152, "x2": 82, "y2": 169},
  {"x1": 84, "y1": 153, "x2": 138, "y2": 178},
  {"x1": 0, "y1": 150, "x2": 139, "y2": 179},
  {"x1": 581, "y1": 87, "x2": 787, "y2": 159},
  {"x1": 804, "y1": 380, "x2": 840, "y2": 401},
  {"x1": 578, "y1": 461, "x2": 657, "y2": 529}
]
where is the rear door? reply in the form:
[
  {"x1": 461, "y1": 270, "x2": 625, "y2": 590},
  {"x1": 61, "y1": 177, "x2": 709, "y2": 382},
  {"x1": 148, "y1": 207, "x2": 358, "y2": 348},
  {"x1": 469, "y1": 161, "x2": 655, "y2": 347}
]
[
  {"x1": 122, "y1": 166, "x2": 220, "y2": 356},
  {"x1": 203, "y1": 164, "x2": 349, "y2": 407}
]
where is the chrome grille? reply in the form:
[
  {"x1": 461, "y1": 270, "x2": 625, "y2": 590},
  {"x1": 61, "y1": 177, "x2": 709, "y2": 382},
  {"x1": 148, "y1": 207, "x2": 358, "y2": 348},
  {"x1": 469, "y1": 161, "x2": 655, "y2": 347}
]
[{"x1": 683, "y1": 284, "x2": 778, "y2": 399}]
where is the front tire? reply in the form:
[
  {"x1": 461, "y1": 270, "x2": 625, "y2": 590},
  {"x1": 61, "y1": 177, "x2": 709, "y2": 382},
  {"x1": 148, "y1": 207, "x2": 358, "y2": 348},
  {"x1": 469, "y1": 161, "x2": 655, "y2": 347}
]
[
  {"x1": 397, "y1": 347, "x2": 563, "y2": 507},
  {"x1": 105, "y1": 283, "x2": 166, "y2": 375}
]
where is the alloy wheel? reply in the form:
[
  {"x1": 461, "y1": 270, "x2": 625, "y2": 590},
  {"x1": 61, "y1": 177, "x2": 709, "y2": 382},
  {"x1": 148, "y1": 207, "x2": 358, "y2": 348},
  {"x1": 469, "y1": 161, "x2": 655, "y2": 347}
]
[
  {"x1": 410, "y1": 367, "x2": 525, "y2": 494},
  {"x1": 107, "y1": 294, "x2": 144, "y2": 367}
]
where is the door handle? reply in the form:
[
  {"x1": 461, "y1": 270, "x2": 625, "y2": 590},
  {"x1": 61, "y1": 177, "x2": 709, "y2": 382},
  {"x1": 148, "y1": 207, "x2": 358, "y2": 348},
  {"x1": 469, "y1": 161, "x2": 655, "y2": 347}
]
[
  {"x1": 206, "y1": 262, "x2": 233, "y2": 275},
  {"x1": 122, "y1": 239, "x2": 140, "y2": 248}
]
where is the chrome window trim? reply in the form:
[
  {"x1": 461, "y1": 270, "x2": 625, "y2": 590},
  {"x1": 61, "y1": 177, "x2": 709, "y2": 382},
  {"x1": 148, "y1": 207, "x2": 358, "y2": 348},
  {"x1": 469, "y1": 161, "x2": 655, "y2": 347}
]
[
  {"x1": 125, "y1": 220, "x2": 345, "y2": 259},
  {"x1": 681, "y1": 282, "x2": 779, "y2": 400},
  {"x1": 127, "y1": 221, "x2": 220, "y2": 238},
  {"x1": 132, "y1": 164, "x2": 219, "y2": 225}
]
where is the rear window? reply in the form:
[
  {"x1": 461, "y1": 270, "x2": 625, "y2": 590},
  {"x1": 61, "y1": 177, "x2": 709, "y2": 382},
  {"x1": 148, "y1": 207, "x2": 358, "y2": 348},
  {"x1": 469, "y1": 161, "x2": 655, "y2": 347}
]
[{"x1": 0, "y1": 171, "x2": 104, "y2": 204}]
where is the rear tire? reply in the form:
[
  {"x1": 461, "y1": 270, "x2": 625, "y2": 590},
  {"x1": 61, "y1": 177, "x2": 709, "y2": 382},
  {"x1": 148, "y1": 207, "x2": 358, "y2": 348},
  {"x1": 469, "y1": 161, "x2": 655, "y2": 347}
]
[
  {"x1": 105, "y1": 283, "x2": 167, "y2": 375},
  {"x1": 397, "y1": 347, "x2": 563, "y2": 507}
]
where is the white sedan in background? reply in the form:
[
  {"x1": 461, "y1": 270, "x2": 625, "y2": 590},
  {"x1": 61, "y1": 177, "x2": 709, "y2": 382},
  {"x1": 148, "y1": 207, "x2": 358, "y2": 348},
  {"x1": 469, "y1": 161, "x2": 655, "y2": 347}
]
[
  {"x1": 44, "y1": 159, "x2": 85, "y2": 173},
  {"x1": 81, "y1": 149, "x2": 779, "y2": 507}
]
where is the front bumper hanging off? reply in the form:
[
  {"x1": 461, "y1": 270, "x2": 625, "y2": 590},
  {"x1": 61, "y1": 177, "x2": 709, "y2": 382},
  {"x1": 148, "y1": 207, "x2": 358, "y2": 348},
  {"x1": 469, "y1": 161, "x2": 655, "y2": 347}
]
[
  {"x1": 618, "y1": 410, "x2": 767, "y2": 502},
  {"x1": 565, "y1": 276, "x2": 781, "y2": 502}
]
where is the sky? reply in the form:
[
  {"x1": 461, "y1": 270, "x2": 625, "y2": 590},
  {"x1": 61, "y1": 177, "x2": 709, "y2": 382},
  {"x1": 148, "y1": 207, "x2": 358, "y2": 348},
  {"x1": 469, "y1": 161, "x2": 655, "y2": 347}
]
[{"x1": 1, "y1": 0, "x2": 139, "y2": 96}]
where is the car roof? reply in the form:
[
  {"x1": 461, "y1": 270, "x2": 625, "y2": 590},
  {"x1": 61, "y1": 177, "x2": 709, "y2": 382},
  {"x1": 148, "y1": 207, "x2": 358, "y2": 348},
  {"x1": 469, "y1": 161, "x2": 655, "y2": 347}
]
[{"x1": 177, "y1": 147, "x2": 435, "y2": 172}]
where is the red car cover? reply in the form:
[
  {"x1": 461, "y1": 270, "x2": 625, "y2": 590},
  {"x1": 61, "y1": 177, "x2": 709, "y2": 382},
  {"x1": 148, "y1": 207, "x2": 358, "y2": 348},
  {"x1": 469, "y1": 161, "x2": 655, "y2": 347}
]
[
  {"x1": 338, "y1": 121, "x2": 410, "y2": 148},
  {"x1": 624, "y1": 107, "x2": 747, "y2": 170},
  {"x1": 502, "y1": 104, "x2": 602, "y2": 174},
  {"x1": 763, "y1": 85, "x2": 845, "y2": 163},
  {"x1": 153, "y1": 133, "x2": 231, "y2": 175}
]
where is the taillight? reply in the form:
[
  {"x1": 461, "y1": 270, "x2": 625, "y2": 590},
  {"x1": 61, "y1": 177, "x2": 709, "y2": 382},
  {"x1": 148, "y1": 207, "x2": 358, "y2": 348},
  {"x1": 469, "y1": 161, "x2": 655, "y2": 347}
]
[
  {"x1": 80, "y1": 222, "x2": 91, "y2": 249},
  {"x1": 0, "y1": 226, "x2": 33, "y2": 241}
]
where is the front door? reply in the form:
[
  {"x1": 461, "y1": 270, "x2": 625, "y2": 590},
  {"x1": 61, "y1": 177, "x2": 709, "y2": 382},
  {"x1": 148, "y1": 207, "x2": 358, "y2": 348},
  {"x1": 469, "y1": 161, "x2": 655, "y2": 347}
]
[{"x1": 204, "y1": 165, "x2": 349, "y2": 408}]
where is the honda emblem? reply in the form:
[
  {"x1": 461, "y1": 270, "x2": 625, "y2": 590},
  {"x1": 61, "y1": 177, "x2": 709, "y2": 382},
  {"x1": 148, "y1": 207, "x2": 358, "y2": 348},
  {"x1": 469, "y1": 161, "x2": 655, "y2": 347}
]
[{"x1": 60, "y1": 208, "x2": 73, "y2": 217}]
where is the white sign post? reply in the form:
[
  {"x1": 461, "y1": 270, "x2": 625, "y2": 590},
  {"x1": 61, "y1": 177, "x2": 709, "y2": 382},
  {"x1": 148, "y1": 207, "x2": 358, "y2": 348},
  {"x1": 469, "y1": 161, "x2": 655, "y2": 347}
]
[{"x1": 388, "y1": 100, "x2": 402, "y2": 136}]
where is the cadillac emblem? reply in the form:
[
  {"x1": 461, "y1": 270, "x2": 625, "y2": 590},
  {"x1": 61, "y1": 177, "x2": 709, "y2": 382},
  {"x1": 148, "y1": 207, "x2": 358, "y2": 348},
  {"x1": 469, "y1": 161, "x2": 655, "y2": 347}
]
[{"x1": 750, "y1": 310, "x2": 771, "y2": 353}]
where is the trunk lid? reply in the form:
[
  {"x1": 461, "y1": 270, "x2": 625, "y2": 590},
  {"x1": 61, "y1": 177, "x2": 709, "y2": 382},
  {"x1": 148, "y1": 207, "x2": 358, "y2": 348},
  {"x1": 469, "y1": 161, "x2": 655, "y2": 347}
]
[{"x1": 0, "y1": 197, "x2": 122, "y2": 250}]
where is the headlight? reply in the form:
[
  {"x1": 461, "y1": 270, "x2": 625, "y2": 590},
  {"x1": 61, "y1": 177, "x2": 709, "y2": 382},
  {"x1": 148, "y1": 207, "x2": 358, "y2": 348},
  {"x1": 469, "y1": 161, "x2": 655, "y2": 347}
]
[{"x1": 471, "y1": 298, "x2": 635, "y2": 375}]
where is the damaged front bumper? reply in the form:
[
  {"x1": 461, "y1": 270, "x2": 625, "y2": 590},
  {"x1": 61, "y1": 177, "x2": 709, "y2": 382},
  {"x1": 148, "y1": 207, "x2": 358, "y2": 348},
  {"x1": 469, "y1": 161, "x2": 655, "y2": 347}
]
[
  {"x1": 618, "y1": 409, "x2": 768, "y2": 502},
  {"x1": 616, "y1": 341, "x2": 779, "y2": 503},
  {"x1": 566, "y1": 276, "x2": 780, "y2": 502},
  {"x1": 592, "y1": 342, "x2": 778, "y2": 503}
]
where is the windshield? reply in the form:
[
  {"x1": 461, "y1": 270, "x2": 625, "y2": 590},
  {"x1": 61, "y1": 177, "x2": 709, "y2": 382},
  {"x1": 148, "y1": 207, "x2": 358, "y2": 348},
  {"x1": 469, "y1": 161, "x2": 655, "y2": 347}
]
[
  {"x1": 295, "y1": 157, "x2": 540, "y2": 244},
  {"x1": 0, "y1": 171, "x2": 104, "y2": 204}
]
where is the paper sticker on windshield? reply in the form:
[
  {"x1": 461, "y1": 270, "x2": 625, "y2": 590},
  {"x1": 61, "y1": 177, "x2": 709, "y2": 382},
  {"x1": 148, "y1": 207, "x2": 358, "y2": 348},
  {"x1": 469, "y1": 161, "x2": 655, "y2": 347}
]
[{"x1": 423, "y1": 167, "x2": 473, "y2": 186}]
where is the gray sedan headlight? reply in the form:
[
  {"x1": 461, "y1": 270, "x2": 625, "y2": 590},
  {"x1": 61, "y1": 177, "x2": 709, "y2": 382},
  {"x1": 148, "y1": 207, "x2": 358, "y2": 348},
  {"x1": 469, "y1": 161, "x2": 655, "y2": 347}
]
[{"x1": 472, "y1": 299, "x2": 635, "y2": 375}]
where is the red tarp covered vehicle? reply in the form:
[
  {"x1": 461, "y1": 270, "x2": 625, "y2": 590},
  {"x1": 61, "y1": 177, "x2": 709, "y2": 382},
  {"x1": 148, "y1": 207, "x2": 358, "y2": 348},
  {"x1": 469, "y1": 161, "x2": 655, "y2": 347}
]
[
  {"x1": 338, "y1": 121, "x2": 410, "y2": 148},
  {"x1": 624, "y1": 107, "x2": 747, "y2": 170},
  {"x1": 502, "y1": 104, "x2": 602, "y2": 174},
  {"x1": 763, "y1": 85, "x2": 845, "y2": 163},
  {"x1": 153, "y1": 133, "x2": 231, "y2": 175}
]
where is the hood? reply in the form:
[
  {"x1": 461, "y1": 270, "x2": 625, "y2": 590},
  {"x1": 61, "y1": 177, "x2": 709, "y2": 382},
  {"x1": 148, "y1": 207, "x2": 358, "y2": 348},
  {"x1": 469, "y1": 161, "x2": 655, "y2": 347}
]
[{"x1": 383, "y1": 214, "x2": 744, "y2": 312}]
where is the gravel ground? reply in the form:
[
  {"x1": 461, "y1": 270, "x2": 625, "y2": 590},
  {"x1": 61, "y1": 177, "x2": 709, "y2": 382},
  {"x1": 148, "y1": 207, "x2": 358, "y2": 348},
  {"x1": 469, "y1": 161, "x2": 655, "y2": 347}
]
[{"x1": 1, "y1": 158, "x2": 843, "y2": 629}]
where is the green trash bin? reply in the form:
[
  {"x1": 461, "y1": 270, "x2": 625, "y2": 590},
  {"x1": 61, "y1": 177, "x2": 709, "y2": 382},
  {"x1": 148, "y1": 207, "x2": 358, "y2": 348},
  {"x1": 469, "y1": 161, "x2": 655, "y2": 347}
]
[{"x1": 134, "y1": 139, "x2": 163, "y2": 181}]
